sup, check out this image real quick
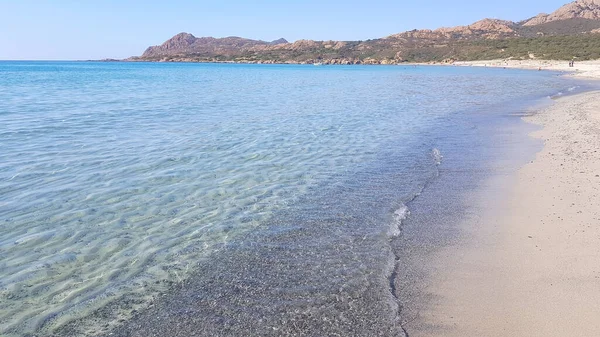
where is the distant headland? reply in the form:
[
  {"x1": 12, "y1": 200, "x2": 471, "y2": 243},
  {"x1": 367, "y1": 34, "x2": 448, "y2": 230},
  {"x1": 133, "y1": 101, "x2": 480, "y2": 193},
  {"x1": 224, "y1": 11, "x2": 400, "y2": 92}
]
[{"x1": 127, "y1": 0, "x2": 600, "y2": 64}]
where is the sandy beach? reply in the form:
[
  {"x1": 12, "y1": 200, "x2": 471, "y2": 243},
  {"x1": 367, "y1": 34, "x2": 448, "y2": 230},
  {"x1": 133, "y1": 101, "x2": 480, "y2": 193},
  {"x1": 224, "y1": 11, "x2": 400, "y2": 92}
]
[
  {"x1": 454, "y1": 59, "x2": 600, "y2": 79},
  {"x1": 410, "y1": 90, "x2": 600, "y2": 336}
]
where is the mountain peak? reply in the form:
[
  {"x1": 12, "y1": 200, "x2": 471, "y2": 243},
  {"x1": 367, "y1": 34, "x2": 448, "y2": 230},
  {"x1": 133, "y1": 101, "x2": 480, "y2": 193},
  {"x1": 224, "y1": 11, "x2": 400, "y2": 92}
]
[
  {"x1": 270, "y1": 38, "x2": 289, "y2": 45},
  {"x1": 160, "y1": 32, "x2": 197, "y2": 49},
  {"x1": 172, "y1": 32, "x2": 196, "y2": 39},
  {"x1": 469, "y1": 18, "x2": 515, "y2": 29},
  {"x1": 524, "y1": 0, "x2": 600, "y2": 26}
]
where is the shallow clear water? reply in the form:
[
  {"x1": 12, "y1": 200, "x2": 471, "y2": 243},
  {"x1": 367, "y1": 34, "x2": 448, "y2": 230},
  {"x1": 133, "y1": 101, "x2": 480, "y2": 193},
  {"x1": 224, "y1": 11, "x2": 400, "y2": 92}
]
[{"x1": 0, "y1": 62, "x2": 581, "y2": 336}]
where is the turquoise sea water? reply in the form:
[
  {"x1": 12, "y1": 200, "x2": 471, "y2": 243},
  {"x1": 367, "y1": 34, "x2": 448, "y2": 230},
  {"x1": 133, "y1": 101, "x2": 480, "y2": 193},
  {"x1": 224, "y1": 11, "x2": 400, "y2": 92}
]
[{"x1": 0, "y1": 62, "x2": 585, "y2": 336}]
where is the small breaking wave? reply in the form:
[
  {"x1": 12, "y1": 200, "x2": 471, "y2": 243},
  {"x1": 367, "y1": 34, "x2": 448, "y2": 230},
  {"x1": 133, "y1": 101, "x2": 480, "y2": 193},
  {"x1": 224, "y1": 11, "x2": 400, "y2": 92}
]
[
  {"x1": 431, "y1": 148, "x2": 443, "y2": 166},
  {"x1": 389, "y1": 204, "x2": 410, "y2": 237}
]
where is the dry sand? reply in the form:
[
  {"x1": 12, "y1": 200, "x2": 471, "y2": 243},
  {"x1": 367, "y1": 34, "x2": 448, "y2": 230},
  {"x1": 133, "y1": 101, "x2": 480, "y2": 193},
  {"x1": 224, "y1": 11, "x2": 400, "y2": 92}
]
[
  {"x1": 410, "y1": 91, "x2": 600, "y2": 336},
  {"x1": 454, "y1": 59, "x2": 600, "y2": 79}
]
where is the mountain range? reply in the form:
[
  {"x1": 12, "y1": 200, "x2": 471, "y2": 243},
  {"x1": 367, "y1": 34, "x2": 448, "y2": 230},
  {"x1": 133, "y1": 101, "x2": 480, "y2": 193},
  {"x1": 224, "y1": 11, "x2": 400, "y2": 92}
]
[{"x1": 129, "y1": 0, "x2": 600, "y2": 64}]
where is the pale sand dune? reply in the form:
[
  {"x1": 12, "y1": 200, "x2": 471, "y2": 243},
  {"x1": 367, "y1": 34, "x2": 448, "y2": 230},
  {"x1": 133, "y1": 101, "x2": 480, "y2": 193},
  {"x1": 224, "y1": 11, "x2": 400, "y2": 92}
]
[
  {"x1": 454, "y1": 59, "x2": 600, "y2": 79},
  {"x1": 412, "y1": 92, "x2": 600, "y2": 336}
]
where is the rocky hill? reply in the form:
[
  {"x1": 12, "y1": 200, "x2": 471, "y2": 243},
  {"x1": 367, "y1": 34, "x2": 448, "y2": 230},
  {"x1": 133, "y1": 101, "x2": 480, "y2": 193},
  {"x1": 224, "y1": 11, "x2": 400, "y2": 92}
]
[
  {"x1": 141, "y1": 33, "x2": 288, "y2": 58},
  {"x1": 523, "y1": 0, "x2": 600, "y2": 26},
  {"x1": 130, "y1": 0, "x2": 600, "y2": 64}
]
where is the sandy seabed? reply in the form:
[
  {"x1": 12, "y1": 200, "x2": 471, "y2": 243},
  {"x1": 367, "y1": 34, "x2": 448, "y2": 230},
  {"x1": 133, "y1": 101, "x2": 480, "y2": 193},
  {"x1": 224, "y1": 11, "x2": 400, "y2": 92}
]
[{"x1": 410, "y1": 90, "x2": 600, "y2": 336}]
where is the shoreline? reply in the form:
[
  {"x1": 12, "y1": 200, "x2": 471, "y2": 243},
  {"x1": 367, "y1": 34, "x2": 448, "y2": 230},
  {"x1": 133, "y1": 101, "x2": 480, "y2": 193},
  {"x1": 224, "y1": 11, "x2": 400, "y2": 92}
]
[
  {"x1": 112, "y1": 58, "x2": 600, "y2": 82},
  {"x1": 94, "y1": 58, "x2": 600, "y2": 78},
  {"x1": 452, "y1": 59, "x2": 600, "y2": 79},
  {"x1": 84, "y1": 64, "x2": 564, "y2": 337},
  {"x1": 409, "y1": 90, "x2": 600, "y2": 336},
  {"x1": 2, "y1": 62, "x2": 595, "y2": 337}
]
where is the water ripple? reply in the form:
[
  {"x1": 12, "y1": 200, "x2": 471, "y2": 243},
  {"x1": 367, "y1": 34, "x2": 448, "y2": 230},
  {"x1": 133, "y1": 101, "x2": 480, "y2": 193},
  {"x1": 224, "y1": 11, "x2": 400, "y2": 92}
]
[{"x1": 0, "y1": 61, "x2": 574, "y2": 336}]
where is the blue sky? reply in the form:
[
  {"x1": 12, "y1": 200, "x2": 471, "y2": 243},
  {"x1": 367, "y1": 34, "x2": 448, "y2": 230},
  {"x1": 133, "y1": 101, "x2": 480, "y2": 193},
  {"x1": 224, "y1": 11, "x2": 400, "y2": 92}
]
[{"x1": 1, "y1": 0, "x2": 569, "y2": 60}]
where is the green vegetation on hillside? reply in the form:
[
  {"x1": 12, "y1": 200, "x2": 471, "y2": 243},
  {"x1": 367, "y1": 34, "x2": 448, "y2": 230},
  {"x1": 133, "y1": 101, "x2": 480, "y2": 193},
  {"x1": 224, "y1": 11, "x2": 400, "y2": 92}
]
[
  {"x1": 463, "y1": 34, "x2": 600, "y2": 61},
  {"x1": 392, "y1": 34, "x2": 600, "y2": 62},
  {"x1": 136, "y1": 34, "x2": 600, "y2": 64}
]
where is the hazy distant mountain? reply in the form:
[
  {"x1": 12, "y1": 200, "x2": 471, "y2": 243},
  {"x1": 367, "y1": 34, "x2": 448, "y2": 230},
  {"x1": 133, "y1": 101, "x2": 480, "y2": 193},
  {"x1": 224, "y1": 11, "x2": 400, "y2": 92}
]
[{"x1": 131, "y1": 0, "x2": 600, "y2": 63}]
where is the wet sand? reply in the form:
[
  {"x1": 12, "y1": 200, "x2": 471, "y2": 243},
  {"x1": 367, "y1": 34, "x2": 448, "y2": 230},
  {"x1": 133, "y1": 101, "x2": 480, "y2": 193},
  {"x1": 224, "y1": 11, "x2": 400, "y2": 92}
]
[{"x1": 410, "y1": 91, "x2": 600, "y2": 336}]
